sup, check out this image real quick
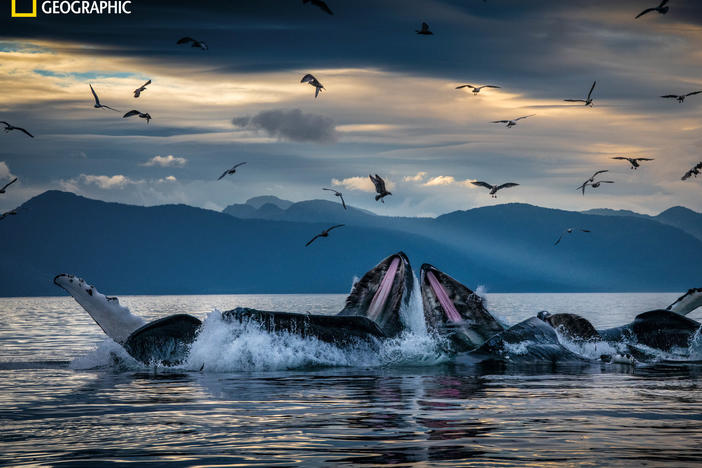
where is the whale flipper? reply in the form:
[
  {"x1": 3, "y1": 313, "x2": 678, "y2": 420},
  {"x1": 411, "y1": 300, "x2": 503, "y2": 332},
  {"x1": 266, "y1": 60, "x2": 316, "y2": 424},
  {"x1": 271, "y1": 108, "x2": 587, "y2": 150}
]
[
  {"x1": 667, "y1": 288, "x2": 702, "y2": 316},
  {"x1": 53, "y1": 274, "x2": 145, "y2": 344},
  {"x1": 420, "y1": 264, "x2": 505, "y2": 351}
]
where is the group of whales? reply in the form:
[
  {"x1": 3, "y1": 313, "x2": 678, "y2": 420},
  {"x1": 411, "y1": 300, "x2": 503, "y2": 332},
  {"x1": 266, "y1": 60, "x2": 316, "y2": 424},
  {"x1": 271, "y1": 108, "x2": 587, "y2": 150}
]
[{"x1": 54, "y1": 252, "x2": 702, "y2": 367}]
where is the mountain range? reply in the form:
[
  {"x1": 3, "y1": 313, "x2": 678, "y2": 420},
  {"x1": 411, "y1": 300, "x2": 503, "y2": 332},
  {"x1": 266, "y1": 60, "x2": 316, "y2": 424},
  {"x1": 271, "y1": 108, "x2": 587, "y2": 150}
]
[{"x1": 0, "y1": 190, "x2": 700, "y2": 296}]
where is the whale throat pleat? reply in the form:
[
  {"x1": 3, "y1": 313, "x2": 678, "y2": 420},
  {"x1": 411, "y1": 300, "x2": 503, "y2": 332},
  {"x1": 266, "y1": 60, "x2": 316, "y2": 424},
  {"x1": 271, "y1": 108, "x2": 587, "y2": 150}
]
[
  {"x1": 426, "y1": 271, "x2": 463, "y2": 323},
  {"x1": 366, "y1": 257, "x2": 400, "y2": 322}
]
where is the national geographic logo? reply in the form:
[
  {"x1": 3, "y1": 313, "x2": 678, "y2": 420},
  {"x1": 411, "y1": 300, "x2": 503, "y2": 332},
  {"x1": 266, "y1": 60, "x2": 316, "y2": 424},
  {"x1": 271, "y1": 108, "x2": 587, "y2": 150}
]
[{"x1": 11, "y1": 0, "x2": 132, "y2": 17}]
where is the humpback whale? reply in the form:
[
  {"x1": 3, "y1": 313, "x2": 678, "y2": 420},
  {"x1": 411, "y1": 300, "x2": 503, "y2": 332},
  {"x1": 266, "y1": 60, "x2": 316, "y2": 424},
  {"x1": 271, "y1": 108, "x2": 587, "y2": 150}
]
[{"x1": 54, "y1": 252, "x2": 414, "y2": 365}]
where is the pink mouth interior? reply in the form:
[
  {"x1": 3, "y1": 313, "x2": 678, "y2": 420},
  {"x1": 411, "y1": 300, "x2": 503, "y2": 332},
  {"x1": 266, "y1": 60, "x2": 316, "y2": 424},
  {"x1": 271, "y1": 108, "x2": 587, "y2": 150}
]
[
  {"x1": 427, "y1": 271, "x2": 462, "y2": 323},
  {"x1": 367, "y1": 257, "x2": 400, "y2": 321}
]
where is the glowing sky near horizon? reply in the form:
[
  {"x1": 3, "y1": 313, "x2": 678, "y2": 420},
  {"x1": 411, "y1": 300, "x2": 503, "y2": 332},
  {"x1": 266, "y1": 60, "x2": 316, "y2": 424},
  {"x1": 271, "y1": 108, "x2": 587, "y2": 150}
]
[{"x1": 1, "y1": 0, "x2": 702, "y2": 216}]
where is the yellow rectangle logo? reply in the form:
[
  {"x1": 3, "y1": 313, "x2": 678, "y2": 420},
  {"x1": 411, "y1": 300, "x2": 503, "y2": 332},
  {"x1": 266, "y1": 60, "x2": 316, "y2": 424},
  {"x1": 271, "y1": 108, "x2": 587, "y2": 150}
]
[{"x1": 11, "y1": 0, "x2": 37, "y2": 17}]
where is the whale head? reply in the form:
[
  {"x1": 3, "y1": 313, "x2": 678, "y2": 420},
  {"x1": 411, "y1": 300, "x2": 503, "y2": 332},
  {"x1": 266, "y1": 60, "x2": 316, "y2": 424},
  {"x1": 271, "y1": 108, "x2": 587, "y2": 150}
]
[
  {"x1": 337, "y1": 252, "x2": 413, "y2": 337},
  {"x1": 53, "y1": 274, "x2": 145, "y2": 344},
  {"x1": 420, "y1": 264, "x2": 505, "y2": 352}
]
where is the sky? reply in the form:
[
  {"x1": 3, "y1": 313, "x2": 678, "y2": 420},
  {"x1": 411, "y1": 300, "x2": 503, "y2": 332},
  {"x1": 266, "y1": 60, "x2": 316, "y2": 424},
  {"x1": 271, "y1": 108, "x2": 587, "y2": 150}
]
[{"x1": 1, "y1": 0, "x2": 702, "y2": 216}]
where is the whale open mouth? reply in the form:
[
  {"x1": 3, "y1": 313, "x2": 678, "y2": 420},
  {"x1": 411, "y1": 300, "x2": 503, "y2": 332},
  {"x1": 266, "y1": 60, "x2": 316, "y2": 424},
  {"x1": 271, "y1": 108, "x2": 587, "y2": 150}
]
[
  {"x1": 338, "y1": 252, "x2": 413, "y2": 337},
  {"x1": 420, "y1": 264, "x2": 505, "y2": 351}
]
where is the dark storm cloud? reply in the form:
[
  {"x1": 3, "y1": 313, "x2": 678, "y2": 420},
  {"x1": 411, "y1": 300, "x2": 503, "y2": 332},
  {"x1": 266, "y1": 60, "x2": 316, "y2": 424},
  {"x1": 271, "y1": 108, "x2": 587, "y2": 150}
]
[{"x1": 233, "y1": 109, "x2": 338, "y2": 143}]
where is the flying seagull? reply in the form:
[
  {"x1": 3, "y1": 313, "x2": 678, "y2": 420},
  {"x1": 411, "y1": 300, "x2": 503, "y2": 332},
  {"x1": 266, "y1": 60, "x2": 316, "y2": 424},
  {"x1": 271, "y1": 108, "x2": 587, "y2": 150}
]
[
  {"x1": 554, "y1": 228, "x2": 591, "y2": 246},
  {"x1": 133, "y1": 80, "x2": 151, "y2": 98},
  {"x1": 471, "y1": 181, "x2": 519, "y2": 198},
  {"x1": 369, "y1": 174, "x2": 392, "y2": 202},
  {"x1": 123, "y1": 110, "x2": 152, "y2": 124},
  {"x1": 301, "y1": 73, "x2": 325, "y2": 98},
  {"x1": 416, "y1": 22, "x2": 433, "y2": 35},
  {"x1": 89, "y1": 84, "x2": 119, "y2": 112},
  {"x1": 305, "y1": 224, "x2": 344, "y2": 247},
  {"x1": 303, "y1": 0, "x2": 333, "y2": 15},
  {"x1": 576, "y1": 170, "x2": 609, "y2": 195},
  {"x1": 580, "y1": 180, "x2": 614, "y2": 194},
  {"x1": 564, "y1": 81, "x2": 597, "y2": 106},
  {"x1": 0, "y1": 210, "x2": 16, "y2": 221},
  {"x1": 0, "y1": 121, "x2": 33, "y2": 138},
  {"x1": 0, "y1": 177, "x2": 18, "y2": 194},
  {"x1": 611, "y1": 156, "x2": 654, "y2": 169},
  {"x1": 218, "y1": 162, "x2": 247, "y2": 181},
  {"x1": 456, "y1": 84, "x2": 501, "y2": 94},
  {"x1": 323, "y1": 188, "x2": 347, "y2": 209},
  {"x1": 635, "y1": 0, "x2": 669, "y2": 19},
  {"x1": 491, "y1": 114, "x2": 535, "y2": 128},
  {"x1": 177, "y1": 37, "x2": 208, "y2": 50},
  {"x1": 682, "y1": 162, "x2": 702, "y2": 181},
  {"x1": 661, "y1": 91, "x2": 702, "y2": 103}
]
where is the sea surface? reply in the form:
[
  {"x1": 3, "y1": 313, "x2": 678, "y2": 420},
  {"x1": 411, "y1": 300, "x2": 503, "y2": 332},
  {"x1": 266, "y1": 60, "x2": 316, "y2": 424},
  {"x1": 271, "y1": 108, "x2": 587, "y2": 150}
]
[{"x1": 1, "y1": 292, "x2": 702, "y2": 466}]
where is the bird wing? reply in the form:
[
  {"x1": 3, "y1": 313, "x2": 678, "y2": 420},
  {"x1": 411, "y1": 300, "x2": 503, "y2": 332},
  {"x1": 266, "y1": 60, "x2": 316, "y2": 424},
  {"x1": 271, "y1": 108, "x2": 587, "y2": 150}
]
[
  {"x1": 305, "y1": 235, "x2": 321, "y2": 247},
  {"x1": 611, "y1": 157, "x2": 627, "y2": 160},
  {"x1": 635, "y1": 7, "x2": 655, "y2": 18},
  {"x1": 491, "y1": 120, "x2": 509, "y2": 124},
  {"x1": 660, "y1": 95, "x2": 678, "y2": 98},
  {"x1": 422, "y1": 22, "x2": 429, "y2": 31},
  {"x1": 217, "y1": 169, "x2": 229, "y2": 180},
  {"x1": 686, "y1": 91, "x2": 702, "y2": 97},
  {"x1": 471, "y1": 181, "x2": 493, "y2": 190},
  {"x1": 313, "y1": 0, "x2": 333, "y2": 15},
  {"x1": 199, "y1": 41, "x2": 208, "y2": 50},
  {"x1": 339, "y1": 194, "x2": 347, "y2": 209},
  {"x1": 143, "y1": 79, "x2": 152, "y2": 87},
  {"x1": 483, "y1": 85, "x2": 500, "y2": 89},
  {"x1": 496, "y1": 182, "x2": 519, "y2": 191},
  {"x1": 682, "y1": 169, "x2": 693, "y2": 180},
  {"x1": 578, "y1": 182, "x2": 589, "y2": 195},
  {"x1": 315, "y1": 86, "x2": 321, "y2": 98},
  {"x1": 1, "y1": 178, "x2": 18, "y2": 191},
  {"x1": 123, "y1": 110, "x2": 140, "y2": 118},
  {"x1": 659, "y1": 0, "x2": 669, "y2": 7},
  {"x1": 554, "y1": 234, "x2": 563, "y2": 246},
  {"x1": 89, "y1": 84, "x2": 100, "y2": 105},
  {"x1": 375, "y1": 174, "x2": 387, "y2": 192},
  {"x1": 102, "y1": 105, "x2": 120, "y2": 112},
  {"x1": 592, "y1": 169, "x2": 608, "y2": 178},
  {"x1": 16, "y1": 127, "x2": 34, "y2": 138},
  {"x1": 515, "y1": 114, "x2": 535, "y2": 121},
  {"x1": 587, "y1": 80, "x2": 597, "y2": 100},
  {"x1": 327, "y1": 224, "x2": 345, "y2": 232},
  {"x1": 301, "y1": 74, "x2": 316, "y2": 83},
  {"x1": 634, "y1": 158, "x2": 654, "y2": 161},
  {"x1": 0, "y1": 121, "x2": 10, "y2": 128},
  {"x1": 233, "y1": 162, "x2": 247, "y2": 169},
  {"x1": 564, "y1": 99, "x2": 587, "y2": 102},
  {"x1": 581, "y1": 229, "x2": 591, "y2": 233},
  {"x1": 177, "y1": 37, "x2": 195, "y2": 44},
  {"x1": 322, "y1": 187, "x2": 335, "y2": 192},
  {"x1": 369, "y1": 174, "x2": 381, "y2": 191},
  {"x1": 456, "y1": 85, "x2": 473, "y2": 89},
  {"x1": 599, "y1": 180, "x2": 615, "y2": 183}
]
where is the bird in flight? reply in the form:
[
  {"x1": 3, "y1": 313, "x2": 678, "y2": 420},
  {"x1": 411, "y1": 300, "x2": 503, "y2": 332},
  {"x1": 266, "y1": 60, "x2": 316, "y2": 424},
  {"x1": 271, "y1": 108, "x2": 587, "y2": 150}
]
[
  {"x1": 0, "y1": 177, "x2": 18, "y2": 194},
  {"x1": 612, "y1": 156, "x2": 654, "y2": 170},
  {"x1": 471, "y1": 181, "x2": 519, "y2": 198},
  {"x1": 1, "y1": 121, "x2": 33, "y2": 138},
  {"x1": 661, "y1": 91, "x2": 702, "y2": 103},
  {"x1": 301, "y1": 74, "x2": 325, "y2": 98},
  {"x1": 681, "y1": 162, "x2": 702, "y2": 181},
  {"x1": 306, "y1": 224, "x2": 344, "y2": 247},
  {"x1": 564, "y1": 81, "x2": 597, "y2": 106},
  {"x1": 218, "y1": 162, "x2": 247, "y2": 181},
  {"x1": 416, "y1": 22, "x2": 433, "y2": 35},
  {"x1": 491, "y1": 115, "x2": 535, "y2": 128},
  {"x1": 323, "y1": 188, "x2": 347, "y2": 209},
  {"x1": 303, "y1": 0, "x2": 333, "y2": 15},
  {"x1": 90, "y1": 84, "x2": 119, "y2": 112},
  {"x1": 0, "y1": 210, "x2": 16, "y2": 221},
  {"x1": 133, "y1": 80, "x2": 151, "y2": 98},
  {"x1": 456, "y1": 84, "x2": 501, "y2": 94},
  {"x1": 635, "y1": 0, "x2": 669, "y2": 19},
  {"x1": 576, "y1": 170, "x2": 609, "y2": 195},
  {"x1": 123, "y1": 110, "x2": 152, "y2": 124},
  {"x1": 554, "y1": 228, "x2": 591, "y2": 246},
  {"x1": 369, "y1": 174, "x2": 392, "y2": 203},
  {"x1": 581, "y1": 180, "x2": 614, "y2": 194},
  {"x1": 177, "y1": 37, "x2": 208, "y2": 50}
]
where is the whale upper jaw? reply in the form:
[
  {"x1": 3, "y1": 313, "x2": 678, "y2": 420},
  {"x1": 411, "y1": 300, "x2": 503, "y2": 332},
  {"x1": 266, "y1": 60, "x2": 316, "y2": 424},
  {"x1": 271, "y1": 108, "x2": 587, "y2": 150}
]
[
  {"x1": 419, "y1": 264, "x2": 505, "y2": 352},
  {"x1": 337, "y1": 252, "x2": 413, "y2": 337},
  {"x1": 53, "y1": 274, "x2": 145, "y2": 344}
]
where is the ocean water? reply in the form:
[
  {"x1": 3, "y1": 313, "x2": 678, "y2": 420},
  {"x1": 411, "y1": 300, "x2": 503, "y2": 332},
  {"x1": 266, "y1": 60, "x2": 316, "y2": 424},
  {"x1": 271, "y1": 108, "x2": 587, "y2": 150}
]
[{"x1": 1, "y1": 292, "x2": 702, "y2": 466}]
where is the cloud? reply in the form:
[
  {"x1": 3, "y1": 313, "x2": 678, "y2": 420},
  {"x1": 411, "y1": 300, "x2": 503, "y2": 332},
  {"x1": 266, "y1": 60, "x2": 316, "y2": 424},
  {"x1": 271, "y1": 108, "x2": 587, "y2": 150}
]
[
  {"x1": 0, "y1": 162, "x2": 15, "y2": 180},
  {"x1": 404, "y1": 172, "x2": 427, "y2": 182},
  {"x1": 142, "y1": 155, "x2": 187, "y2": 167},
  {"x1": 158, "y1": 175, "x2": 177, "y2": 183},
  {"x1": 423, "y1": 176, "x2": 455, "y2": 186},
  {"x1": 73, "y1": 174, "x2": 139, "y2": 190},
  {"x1": 233, "y1": 108, "x2": 338, "y2": 143},
  {"x1": 332, "y1": 176, "x2": 395, "y2": 192}
]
